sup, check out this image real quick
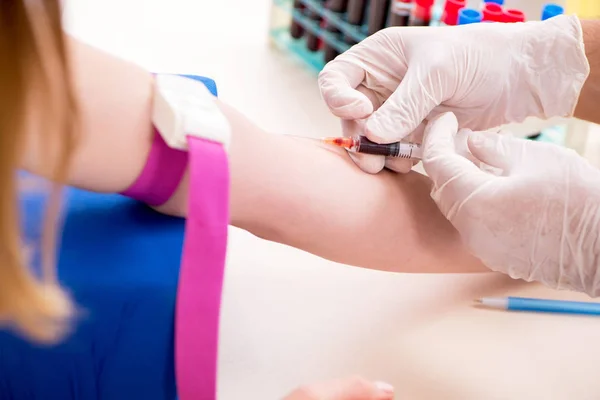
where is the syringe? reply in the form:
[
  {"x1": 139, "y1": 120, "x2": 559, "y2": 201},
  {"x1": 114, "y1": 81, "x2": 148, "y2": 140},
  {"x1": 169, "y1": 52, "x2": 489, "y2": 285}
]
[{"x1": 322, "y1": 135, "x2": 422, "y2": 159}]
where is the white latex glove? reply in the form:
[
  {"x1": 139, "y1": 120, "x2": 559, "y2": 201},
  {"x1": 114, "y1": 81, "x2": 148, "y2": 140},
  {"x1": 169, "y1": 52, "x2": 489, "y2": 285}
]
[
  {"x1": 422, "y1": 112, "x2": 600, "y2": 296},
  {"x1": 318, "y1": 15, "x2": 589, "y2": 174}
]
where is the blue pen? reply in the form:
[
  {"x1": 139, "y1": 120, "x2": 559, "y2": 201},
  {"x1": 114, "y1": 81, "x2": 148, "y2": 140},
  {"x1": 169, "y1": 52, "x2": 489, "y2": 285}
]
[{"x1": 477, "y1": 297, "x2": 600, "y2": 316}]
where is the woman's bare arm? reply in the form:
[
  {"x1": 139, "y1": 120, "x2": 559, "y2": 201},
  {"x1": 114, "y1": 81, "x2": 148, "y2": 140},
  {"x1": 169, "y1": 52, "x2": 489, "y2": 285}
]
[
  {"x1": 159, "y1": 102, "x2": 485, "y2": 273},
  {"x1": 25, "y1": 37, "x2": 486, "y2": 274}
]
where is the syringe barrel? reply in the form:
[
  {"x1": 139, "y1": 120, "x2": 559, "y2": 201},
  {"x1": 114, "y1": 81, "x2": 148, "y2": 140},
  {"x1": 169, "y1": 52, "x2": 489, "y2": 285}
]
[{"x1": 354, "y1": 136, "x2": 422, "y2": 159}]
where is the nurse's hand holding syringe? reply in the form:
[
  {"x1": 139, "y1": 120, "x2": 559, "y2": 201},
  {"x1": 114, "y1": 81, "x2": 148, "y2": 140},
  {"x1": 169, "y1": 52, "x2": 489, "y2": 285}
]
[
  {"x1": 318, "y1": 15, "x2": 591, "y2": 174},
  {"x1": 291, "y1": 135, "x2": 422, "y2": 161}
]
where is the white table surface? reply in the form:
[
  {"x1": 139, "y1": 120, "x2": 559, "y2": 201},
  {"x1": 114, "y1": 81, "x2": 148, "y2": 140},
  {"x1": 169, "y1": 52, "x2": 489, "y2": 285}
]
[{"x1": 63, "y1": 1, "x2": 600, "y2": 399}]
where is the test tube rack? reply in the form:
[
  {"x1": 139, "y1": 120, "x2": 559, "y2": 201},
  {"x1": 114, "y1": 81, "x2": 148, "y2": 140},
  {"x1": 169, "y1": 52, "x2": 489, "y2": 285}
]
[
  {"x1": 269, "y1": 0, "x2": 444, "y2": 73},
  {"x1": 270, "y1": 0, "x2": 357, "y2": 72}
]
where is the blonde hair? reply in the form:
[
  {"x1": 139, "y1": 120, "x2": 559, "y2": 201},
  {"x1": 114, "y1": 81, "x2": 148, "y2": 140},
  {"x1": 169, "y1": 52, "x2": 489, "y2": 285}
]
[{"x1": 0, "y1": 0, "x2": 77, "y2": 342}]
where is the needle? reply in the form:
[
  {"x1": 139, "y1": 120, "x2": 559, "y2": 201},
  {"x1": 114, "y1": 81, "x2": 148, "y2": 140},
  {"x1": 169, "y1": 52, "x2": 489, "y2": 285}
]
[{"x1": 285, "y1": 134, "x2": 323, "y2": 141}]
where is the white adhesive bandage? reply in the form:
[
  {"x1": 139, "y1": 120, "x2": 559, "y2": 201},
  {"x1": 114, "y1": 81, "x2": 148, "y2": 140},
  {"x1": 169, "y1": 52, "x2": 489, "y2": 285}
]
[{"x1": 153, "y1": 74, "x2": 231, "y2": 152}]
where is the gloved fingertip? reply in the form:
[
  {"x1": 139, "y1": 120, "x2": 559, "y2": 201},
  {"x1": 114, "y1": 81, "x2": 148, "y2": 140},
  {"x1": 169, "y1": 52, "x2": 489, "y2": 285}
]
[
  {"x1": 385, "y1": 157, "x2": 413, "y2": 174},
  {"x1": 328, "y1": 89, "x2": 374, "y2": 119},
  {"x1": 365, "y1": 117, "x2": 405, "y2": 144},
  {"x1": 349, "y1": 152, "x2": 386, "y2": 174},
  {"x1": 346, "y1": 92, "x2": 374, "y2": 118},
  {"x1": 466, "y1": 131, "x2": 513, "y2": 171},
  {"x1": 427, "y1": 112, "x2": 459, "y2": 132},
  {"x1": 467, "y1": 131, "x2": 487, "y2": 148},
  {"x1": 374, "y1": 381, "x2": 395, "y2": 399},
  {"x1": 422, "y1": 112, "x2": 460, "y2": 158},
  {"x1": 467, "y1": 131, "x2": 503, "y2": 155}
]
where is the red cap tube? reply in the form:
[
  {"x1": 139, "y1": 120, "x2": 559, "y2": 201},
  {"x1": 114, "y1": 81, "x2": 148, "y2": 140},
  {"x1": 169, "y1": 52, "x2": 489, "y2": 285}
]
[
  {"x1": 442, "y1": 0, "x2": 466, "y2": 25},
  {"x1": 415, "y1": 0, "x2": 435, "y2": 6},
  {"x1": 482, "y1": 2, "x2": 503, "y2": 22},
  {"x1": 413, "y1": 0, "x2": 435, "y2": 22},
  {"x1": 502, "y1": 8, "x2": 526, "y2": 23}
]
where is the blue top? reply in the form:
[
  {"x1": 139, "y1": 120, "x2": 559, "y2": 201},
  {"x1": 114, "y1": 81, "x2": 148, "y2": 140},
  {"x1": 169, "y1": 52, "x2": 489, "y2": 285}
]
[
  {"x1": 541, "y1": 3, "x2": 564, "y2": 20},
  {"x1": 483, "y1": 0, "x2": 504, "y2": 5},
  {"x1": 458, "y1": 8, "x2": 483, "y2": 25},
  {"x1": 0, "y1": 74, "x2": 217, "y2": 400},
  {"x1": 0, "y1": 186, "x2": 185, "y2": 400}
]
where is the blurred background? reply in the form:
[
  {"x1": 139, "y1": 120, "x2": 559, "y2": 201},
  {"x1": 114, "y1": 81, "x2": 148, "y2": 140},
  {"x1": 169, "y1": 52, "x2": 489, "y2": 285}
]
[
  {"x1": 63, "y1": 0, "x2": 600, "y2": 163},
  {"x1": 60, "y1": 2, "x2": 600, "y2": 399}
]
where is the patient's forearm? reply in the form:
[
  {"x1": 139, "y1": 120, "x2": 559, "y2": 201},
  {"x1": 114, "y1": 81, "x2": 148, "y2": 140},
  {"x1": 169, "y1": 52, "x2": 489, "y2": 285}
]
[
  {"x1": 35, "y1": 36, "x2": 485, "y2": 274},
  {"x1": 160, "y1": 102, "x2": 487, "y2": 274}
]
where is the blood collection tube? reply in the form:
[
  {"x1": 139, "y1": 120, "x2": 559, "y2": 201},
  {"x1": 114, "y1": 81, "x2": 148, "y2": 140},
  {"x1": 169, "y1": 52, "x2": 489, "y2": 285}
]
[
  {"x1": 387, "y1": 0, "x2": 413, "y2": 27},
  {"x1": 541, "y1": 3, "x2": 564, "y2": 20},
  {"x1": 501, "y1": 9, "x2": 525, "y2": 23},
  {"x1": 290, "y1": 0, "x2": 306, "y2": 39},
  {"x1": 482, "y1": 2, "x2": 503, "y2": 22},
  {"x1": 458, "y1": 8, "x2": 482, "y2": 25},
  {"x1": 440, "y1": 0, "x2": 465, "y2": 26},
  {"x1": 367, "y1": 0, "x2": 392, "y2": 35},
  {"x1": 323, "y1": 0, "x2": 349, "y2": 62},
  {"x1": 347, "y1": 0, "x2": 368, "y2": 26},
  {"x1": 305, "y1": 6, "x2": 323, "y2": 52},
  {"x1": 323, "y1": 136, "x2": 423, "y2": 159},
  {"x1": 345, "y1": 0, "x2": 368, "y2": 44},
  {"x1": 408, "y1": 0, "x2": 434, "y2": 27}
]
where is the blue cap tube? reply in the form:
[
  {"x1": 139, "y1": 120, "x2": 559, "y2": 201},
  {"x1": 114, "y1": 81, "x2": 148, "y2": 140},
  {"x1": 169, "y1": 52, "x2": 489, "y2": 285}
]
[
  {"x1": 541, "y1": 3, "x2": 564, "y2": 20},
  {"x1": 484, "y1": 0, "x2": 504, "y2": 5},
  {"x1": 458, "y1": 8, "x2": 482, "y2": 25}
]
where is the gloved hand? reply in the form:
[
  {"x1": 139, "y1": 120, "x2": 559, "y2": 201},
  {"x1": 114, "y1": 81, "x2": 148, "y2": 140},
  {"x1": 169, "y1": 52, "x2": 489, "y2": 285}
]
[
  {"x1": 421, "y1": 112, "x2": 600, "y2": 296},
  {"x1": 284, "y1": 376, "x2": 394, "y2": 400},
  {"x1": 318, "y1": 15, "x2": 589, "y2": 174}
]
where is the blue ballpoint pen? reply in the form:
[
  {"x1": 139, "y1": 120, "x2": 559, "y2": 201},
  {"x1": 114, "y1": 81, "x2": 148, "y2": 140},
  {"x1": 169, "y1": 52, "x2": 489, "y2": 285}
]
[{"x1": 476, "y1": 296, "x2": 600, "y2": 316}]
